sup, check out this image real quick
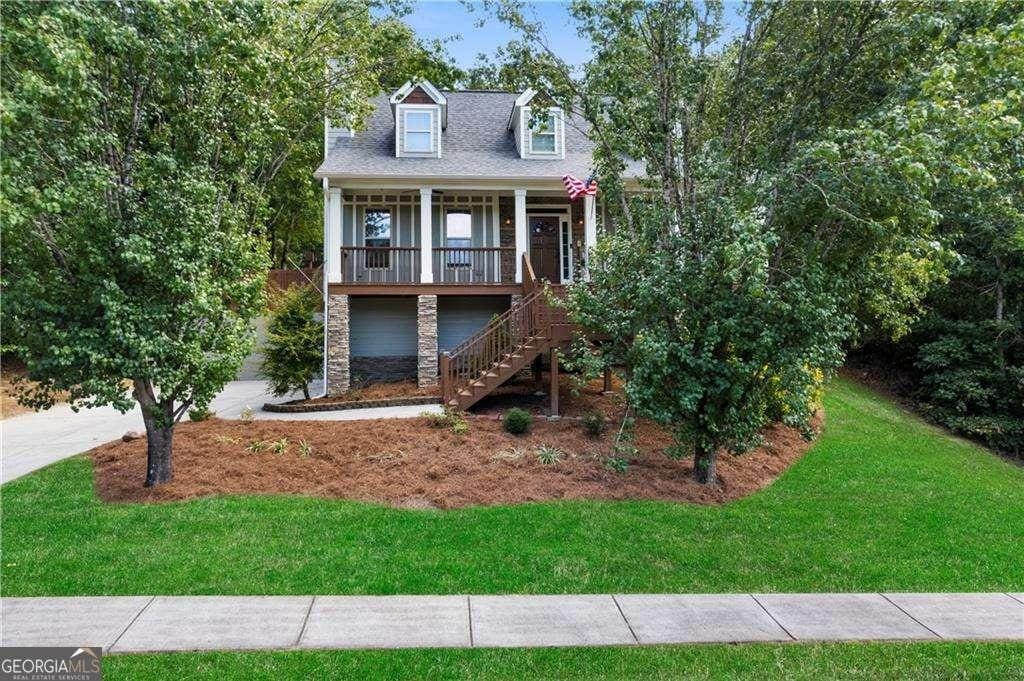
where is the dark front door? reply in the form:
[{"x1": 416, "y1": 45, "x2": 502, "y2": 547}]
[{"x1": 529, "y1": 215, "x2": 561, "y2": 283}]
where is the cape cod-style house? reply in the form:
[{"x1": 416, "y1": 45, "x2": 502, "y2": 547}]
[{"x1": 314, "y1": 80, "x2": 640, "y2": 411}]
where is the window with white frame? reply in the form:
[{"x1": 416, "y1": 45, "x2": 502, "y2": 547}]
[
  {"x1": 560, "y1": 219, "x2": 573, "y2": 282},
  {"x1": 364, "y1": 208, "x2": 391, "y2": 268},
  {"x1": 529, "y1": 111, "x2": 557, "y2": 153},
  {"x1": 403, "y1": 109, "x2": 434, "y2": 153},
  {"x1": 445, "y1": 210, "x2": 472, "y2": 266}
]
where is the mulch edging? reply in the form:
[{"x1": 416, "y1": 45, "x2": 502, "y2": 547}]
[{"x1": 263, "y1": 395, "x2": 441, "y2": 413}]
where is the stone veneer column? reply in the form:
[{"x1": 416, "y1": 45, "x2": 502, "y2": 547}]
[
  {"x1": 326, "y1": 293, "x2": 350, "y2": 395},
  {"x1": 417, "y1": 295, "x2": 438, "y2": 387}
]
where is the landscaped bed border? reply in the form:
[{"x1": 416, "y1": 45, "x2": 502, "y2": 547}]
[{"x1": 262, "y1": 395, "x2": 441, "y2": 413}]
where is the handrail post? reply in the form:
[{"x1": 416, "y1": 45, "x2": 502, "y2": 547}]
[{"x1": 440, "y1": 353, "x2": 451, "y2": 404}]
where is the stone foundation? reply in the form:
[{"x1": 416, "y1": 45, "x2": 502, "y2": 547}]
[
  {"x1": 350, "y1": 356, "x2": 417, "y2": 385},
  {"x1": 417, "y1": 294, "x2": 438, "y2": 387},
  {"x1": 326, "y1": 293, "x2": 350, "y2": 395}
]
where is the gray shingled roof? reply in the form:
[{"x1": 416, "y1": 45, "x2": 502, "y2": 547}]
[{"x1": 314, "y1": 90, "x2": 641, "y2": 181}]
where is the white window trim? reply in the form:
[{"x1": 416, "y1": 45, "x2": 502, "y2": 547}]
[
  {"x1": 363, "y1": 207, "x2": 394, "y2": 270},
  {"x1": 528, "y1": 113, "x2": 558, "y2": 155},
  {"x1": 403, "y1": 109, "x2": 434, "y2": 152},
  {"x1": 519, "y1": 106, "x2": 564, "y2": 158},
  {"x1": 444, "y1": 208, "x2": 474, "y2": 268},
  {"x1": 443, "y1": 208, "x2": 474, "y2": 246},
  {"x1": 559, "y1": 215, "x2": 574, "y2": 283},
  {"x1": 396, "y1": 104, "x2": 441, "y2": 157}
]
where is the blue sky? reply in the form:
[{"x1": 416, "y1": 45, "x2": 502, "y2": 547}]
[{"x1": 395, "y1": 1, "x2": 749, "y2": 71}]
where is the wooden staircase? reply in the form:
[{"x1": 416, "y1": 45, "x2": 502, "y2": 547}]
[{"x1": 440, "y1": 256, "x2": 571, "y2": 411}]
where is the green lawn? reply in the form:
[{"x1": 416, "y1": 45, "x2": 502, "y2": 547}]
[
  {"x1": 1, "y1": 378, "x2": 1021, "y2": 596},
  {"x1": 104, "y1": 643, "x2": 1024, "y2": 680}
]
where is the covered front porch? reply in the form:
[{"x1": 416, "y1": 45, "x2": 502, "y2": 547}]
[{"x1": 323, "y1": 183, "x2": 599, "y2": 291}]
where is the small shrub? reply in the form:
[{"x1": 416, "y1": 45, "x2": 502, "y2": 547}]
[
  {"x1": 239, "y1": 406, "x2": 255, "y2": 422},
  {"x1": 260, "y1": 284, "x2": 323, "y2": 400},
  {"x1": 605, "y1": 456, "x2": 629, "y2": 473},
  {"x1": 581, "y1": 411, "x2": 606, "y2": 438},
  {"x1": 491, "y1": 446, "x2": 527, "y2": 462},
  {"x1": 188, "y1": 406, "x2": 214, "y2": 422},
  {"x1": 535, "y1": 444, "x2": 564, "y2": 465},
  {"x1": 503, "y1": 407, "x2": 533, "y2": 435},
  {"x1": 298, "y1": 439, "x2": 313, "y2": 457},
  {"x1": 423, "y1": 408, "x2": 469, "y2": 435},
  {"x1": 614, "y1": 441, "x2": 639, "y2": 459},
  {"x1": 270, "y1": 438, "x2": 289, "y2": 455},
  {"x1": 422, "y1": 410, "x2": 448, "y2": 427},
  {"x1": 213, "y1": 434, "x2": 240, "y2": 445},
  {"x1": 246, "y1": 440, "x2": 268, "y2": 454}
]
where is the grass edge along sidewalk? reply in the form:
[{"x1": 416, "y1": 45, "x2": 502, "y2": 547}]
[{"x1": 1, "y1": 378, "x2": 1022, "y2": 597}]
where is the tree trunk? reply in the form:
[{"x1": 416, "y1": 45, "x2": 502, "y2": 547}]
[
  {"x1": 133, "y1": 378, "x2": 175, "y2": 486},
  {"x1": 302, "y1": 383, "x2": 310, "y2": 400},
  {"x1": 143, "y1": 414, "x2": 174, "y2": 487},
  {"x1": 693, "y1": 444, "x2": 718, "y2": 485}
]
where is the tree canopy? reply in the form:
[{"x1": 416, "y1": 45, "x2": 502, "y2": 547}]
[
  {"x1": 0, "y1": 0, "x2": 409, "y2": 485},
  {"x1": 483, "y1": 0, "x2": 1022, "y2": 478}
]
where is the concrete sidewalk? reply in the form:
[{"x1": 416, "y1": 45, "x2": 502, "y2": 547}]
[
  {"x1": 1, "y1": 380, "x2": 442, "y2": 484},
  {"x1": 2, "y1": 593, "x2": 1021, "y2": 653}
]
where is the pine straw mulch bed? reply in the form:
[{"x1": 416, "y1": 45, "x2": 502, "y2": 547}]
[
  {"x1": 291, "y1": 380, "x2": 440, "y2": 404},
  {"x1": 90, "y1": 374, "x2": 821, "y2": 509}
]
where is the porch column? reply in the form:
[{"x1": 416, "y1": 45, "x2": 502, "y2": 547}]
[
  {"x1": 583, "y1": 193, "x2": 597, "y2": 280},
  {"x1": 419, "y1": 187, "x2": 434, "y2": 283},
  {"x1": 327, "y1": 187, "x2": 343, "y2": 283},
  {"x1": 514, "y1": 188, "x2": 527, "y2": 282}
]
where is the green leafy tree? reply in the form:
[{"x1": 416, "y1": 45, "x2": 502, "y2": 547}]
[
  {"x1": 489, "y1": 0, "x2": 960, "y2": 482},
  {"x1": 0, "y1": 1, "x2": 375, "y2": 485},
  {"x1": 884, "y1": 9, "x2": 1024, "y2": 454},
  {"x1": 263, "y1": 7, "x2": 461, "y2": 269},
  {"x1": 260, "y1": 286, "x2": 324, "y2": 400}
]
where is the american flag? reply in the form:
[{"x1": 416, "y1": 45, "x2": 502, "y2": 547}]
[{"x1": 562, "y1": 173, "x2": 598, "y2": 200}]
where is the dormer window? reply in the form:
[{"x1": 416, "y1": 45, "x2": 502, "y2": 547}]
[
  {"x1": 390, "y1": 80, "x2": 446, "y2": 158},
  {"x1": 529, "y1": 113, "x2": 557, "y2": 154},
  {"x1": 403, "y1": 109, "x2": 434, "y2": 152},
  {"x1": 509, "y1": 89, "x2": 566, "y2": 159}
]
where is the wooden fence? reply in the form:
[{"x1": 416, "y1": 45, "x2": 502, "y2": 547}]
[{"x1": 267, "y1": 268, "x2": 321, "y2": 292}]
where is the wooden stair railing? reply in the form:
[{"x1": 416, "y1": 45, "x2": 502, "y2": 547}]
[{"x1": 440, "y1": 254, "x2": 566, "y2": 410}]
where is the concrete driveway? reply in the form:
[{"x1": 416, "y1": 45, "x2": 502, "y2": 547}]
[{"x1": 1, "y1": 380, "x2": 440, "y2": 484}]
